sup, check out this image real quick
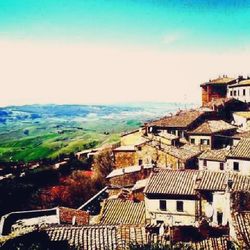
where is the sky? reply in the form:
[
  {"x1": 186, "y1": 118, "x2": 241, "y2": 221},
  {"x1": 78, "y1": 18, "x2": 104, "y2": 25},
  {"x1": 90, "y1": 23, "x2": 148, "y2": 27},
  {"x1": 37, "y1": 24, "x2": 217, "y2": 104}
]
[{"x1": 1, "y1": 0, "x2": 250, "y2": 106}]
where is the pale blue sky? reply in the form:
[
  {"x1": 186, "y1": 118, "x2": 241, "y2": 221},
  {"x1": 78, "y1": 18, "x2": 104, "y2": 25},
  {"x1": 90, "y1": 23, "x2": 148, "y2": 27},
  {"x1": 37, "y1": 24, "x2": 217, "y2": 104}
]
[{"x1": 0, "y1": 1, "x2": 250, "y2": 106}]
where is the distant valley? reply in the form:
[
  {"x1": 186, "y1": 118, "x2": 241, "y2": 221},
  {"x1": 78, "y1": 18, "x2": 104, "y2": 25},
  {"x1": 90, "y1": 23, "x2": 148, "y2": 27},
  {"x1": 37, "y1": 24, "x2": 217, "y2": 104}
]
[{"x1": 0, "y1": 103, "x2": 196, "y2": 163}]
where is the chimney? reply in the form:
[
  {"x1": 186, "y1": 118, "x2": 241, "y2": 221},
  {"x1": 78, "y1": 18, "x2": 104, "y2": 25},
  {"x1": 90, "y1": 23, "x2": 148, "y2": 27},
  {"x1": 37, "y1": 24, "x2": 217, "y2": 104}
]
[{"x1": 238, "y1": 75, "x2": 244, "y2": 82}]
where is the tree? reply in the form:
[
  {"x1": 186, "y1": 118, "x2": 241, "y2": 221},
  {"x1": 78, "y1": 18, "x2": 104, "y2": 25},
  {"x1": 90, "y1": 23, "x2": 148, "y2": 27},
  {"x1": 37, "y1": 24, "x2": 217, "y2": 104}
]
[{"x1": 93, "y1": 148, "x2": 114, "y2": 181}]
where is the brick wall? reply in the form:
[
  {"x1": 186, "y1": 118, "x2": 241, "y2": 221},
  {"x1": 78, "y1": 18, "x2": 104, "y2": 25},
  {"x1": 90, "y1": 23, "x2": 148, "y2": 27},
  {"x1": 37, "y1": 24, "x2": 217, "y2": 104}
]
[{"x1": 59, "y1": 207, "x2": 89, "y2": 225}]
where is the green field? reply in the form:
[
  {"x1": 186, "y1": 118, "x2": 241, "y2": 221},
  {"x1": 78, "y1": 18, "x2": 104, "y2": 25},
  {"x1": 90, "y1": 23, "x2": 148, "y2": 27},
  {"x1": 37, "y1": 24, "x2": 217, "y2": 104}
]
[{"x1": 0, "y1": 103, "x2": 194, "y2": 163}]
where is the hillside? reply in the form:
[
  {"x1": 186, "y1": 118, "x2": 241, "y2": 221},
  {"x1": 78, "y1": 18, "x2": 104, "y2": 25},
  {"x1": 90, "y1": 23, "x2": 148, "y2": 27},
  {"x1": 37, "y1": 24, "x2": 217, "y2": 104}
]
[{"x1": 0, "y1": 103, "x2": 195, "y2": 163}]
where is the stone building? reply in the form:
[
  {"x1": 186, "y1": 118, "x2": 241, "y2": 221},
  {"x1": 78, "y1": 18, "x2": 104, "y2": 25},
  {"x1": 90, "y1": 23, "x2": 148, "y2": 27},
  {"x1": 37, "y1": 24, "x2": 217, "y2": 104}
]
[
  {"x1": 188, "y1": 120, "x2": 236, "y2": 149},
  {"x1": 227, "y1": 138, "x2": 250, "y2": 175},
  {"x1": 144, "y1": 169, "x2": 250, "y2": 228},
  {"x1": 228, "y1": 77, "x2": 250, "y2": 103},
  {"x1": 200, "y1": 76, "x2": 237, "y2": 106},
  {"x1": 145, "y1": 110, "x2": 210, "y2": 140},
  {"x1": 198, "y1": 148, "x2": 229, "y2": 172}
]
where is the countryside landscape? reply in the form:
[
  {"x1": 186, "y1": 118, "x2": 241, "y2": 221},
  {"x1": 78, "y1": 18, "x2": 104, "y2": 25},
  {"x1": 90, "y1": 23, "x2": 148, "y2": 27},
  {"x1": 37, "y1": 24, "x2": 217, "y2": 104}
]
[{"x1": 0, "y1": 103, "x2": 191, "y2": 162}]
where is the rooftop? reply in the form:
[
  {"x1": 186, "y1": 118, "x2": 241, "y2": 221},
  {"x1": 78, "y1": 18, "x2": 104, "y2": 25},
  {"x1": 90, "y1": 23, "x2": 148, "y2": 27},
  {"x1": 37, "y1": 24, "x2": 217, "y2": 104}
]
[
  {"x1": 45, "y1": 225, "x2": 119, "y2": 249},
  {"x1": 189, "y1": 237, "x2": 229, "y2": 250},
  {"x1": 198, "y1": 148, "x2": 230, "y2": 162},
  {"x1": 233, "y1": 130, "x2": 250, "y2": 139},
  {"x1": 132, "y1": 178, "x2": 149, "y2": 191},
  {"x1": 144, "y1": 169, "x2": 250, "y2": 195},
  {"x1": 234, "y1": 111, "x2": 250, "y2": 119},
  {"x1": 201, "y1": 76, "x2": 235, "y2": 86},
  {"x1": 44, "y1": 224, "x2": 166, "y2": 249},
  {"x1": 231, "y1": 211, "x2": 250, "y2": 249},
  {"x1": 188, "y1": 120, "x2": 236, "y2": 135},
  {"x1": 229, "y1": 79, "x2": 250, "y2": 88},
  {"x1": 228, "y1": 138, "x2": 250, "y2": 159},
  {"x1": 202, "y1": 97, "x2": 243, "y2": 110},
  {"x1": 99, "y1": 199, "x2": 145, "y2": 225},
  {"x1": 113, "y1": 145, "x2": 136, "y2": 152},
  {"x1": 106, "y1": 164, "x2": 153, "y2": 179},
  {"x1": 196, "y1": 171, "x2": 250, "y2": 192},
  {"x1": 144, "y1": 169, "x2": 198, "y2": 196},
  {"x1": 147, "y1": 110, "x2": 205, "y2": 128},
  {"x1": 160, "y1": 143, "x2": 202, "y2": 161}
]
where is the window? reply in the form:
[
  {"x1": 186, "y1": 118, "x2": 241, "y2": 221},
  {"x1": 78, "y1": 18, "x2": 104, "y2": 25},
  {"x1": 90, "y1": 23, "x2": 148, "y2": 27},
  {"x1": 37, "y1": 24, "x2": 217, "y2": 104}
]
[
  {"x1": 201, "y1": 139, "x2": 210, "y2": 145},
  {"x1": 203, "y1": 160, "x2": 207, "y2": 167},
  {"x1": 238, "y1": 90, "x2": 240, "y2": 96},
  {"x1": 138, "y1": 159, "x2": 143, "y2": 165},
  {"x1": 191, "y1": 138, "x2": 195, "y2": 144},
  {"x1": 159, "y1": 200, "x2": 167, "y2": 211},
  {"x1": 217, "y1": 212, "x2": 223, "y2": 225},
  {"x1": 176, "y1": 201, "x2": 184, "y2": 212},
  {"x1": 243, "y1": 89, "x2": 246, "y2": 96},
  {"x1": 234, "y1": 90, "x2": 237, "y2": 96},
  {"x1": 207, "y1": 192, "x2": 213, "y2": 203},
  {"x1": 230, "y1": 91, "x2": 233, "y2": 96},
  {"x1": 233, "y1": 162, "x2": 239, "y2": 171},
  {"x1": 219, "y1": 162, "x2": 224, "y2": 170}
]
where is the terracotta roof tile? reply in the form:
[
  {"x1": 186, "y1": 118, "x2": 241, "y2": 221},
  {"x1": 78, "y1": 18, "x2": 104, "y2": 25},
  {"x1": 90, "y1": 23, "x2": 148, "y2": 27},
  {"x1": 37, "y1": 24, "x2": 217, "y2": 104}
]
[
  {"x1": 148, "y1": 141, "x2": 202, "y2": 162},
  {"x1": 189, "y1": 237, "x2": 229, "y2": 250},
  {"x1": 228, "y1": 138, "x2": 250, "y2": 159},
  {"x1": 196, "y1": 171, "x2": 250, "y2": 192},
  {"x1": 144, "y1": 169, "x2": 199, "y2": 196},
  {"x1": 198, "y1": 148, "x2": 230, "y2": 162},
  {"x1": 231, "y1": 211, "x2": 250, "y2": 249},
  {"x1": 44, "y1": 224, "x2": 165, "y2": 249},
  {"x1": 144, "y1": 169, "x2": 250, "y2": 195},
  {"x1": 100, "y1": 199, "x2": 145, "y2": 225},
  {"x1": 201, "y1": 76, "x2": 235, "y2": 86},
  {"x1": 230, "y1": 79, "x2": 250, "y2": 87},
  {"x1": 45, "y1": 225, "x2": 118, "y2": 250},
  {"x1": 147, "y1": 110, "x2": 205, "y2": 128},
  {"x1": 189, "y1": 120, "x2": 236, "y2": 135}
]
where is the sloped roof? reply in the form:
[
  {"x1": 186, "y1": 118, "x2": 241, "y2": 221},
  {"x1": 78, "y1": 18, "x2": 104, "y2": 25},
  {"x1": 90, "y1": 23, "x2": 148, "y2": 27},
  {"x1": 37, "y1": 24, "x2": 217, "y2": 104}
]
[
  {"x1": 147, "y1": 110, "x2": 205, "y2": 128},
  {"x1": 144, "y1": 169, "x2": 250, "y2": 196},
  {"x1": 188, "y1": 237, "x2": 229, "y2": 250},
  {"x1": 201, "y1": 76, "x2": 235, "y2": 86},
  {"x1": 231, "y1": 211, "x2": 250, "y2": 249},
  {"x1": 160, "y1": 143, "x2": 202, "y2": 162},
  {"x1": 106, "y1": 164, "x2": 153, "y2": 179},
  {"x1": 147, "y1": 141, "x2": 202, "y2": 162},
  {"x1": 100, "y1": 199, "x2": 145, "y2": 225},
  {"x1": 230, "y1": 79, "x2": 250, "y2": 87},
  {"x1": 232, "y1": 130, "x2": 250, "y2": 140},
  {"x1": 144, "y1": 169, "x2": 199, "y2": 196},
  {"x1": 203, "y1": 97, "x2": 243, "y2": 110},
  {"x1": 234, "y1": 112, "x2": 250, "y2": 119},
  {"x1": 132, "y1": 178, "x2": 149, "y2": 191},
  {"x1": 44, "y1": 224, "x2": 166, "y2": 249},
  {"x1": 228, "y1": 138, "x2": 250, "y2": 159},
  {"x1": 45, "y1": 225, "x2": 119, "y2": 249},
  {"x1": 196, "y1": 171, "x2": 250, "y2": 192},
  {"x1": 198, "y1": 148, "x2": 230, "y2": 162},
  {"x1": 189, "y1": 120, "x2": 236, "y2": 135}
]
